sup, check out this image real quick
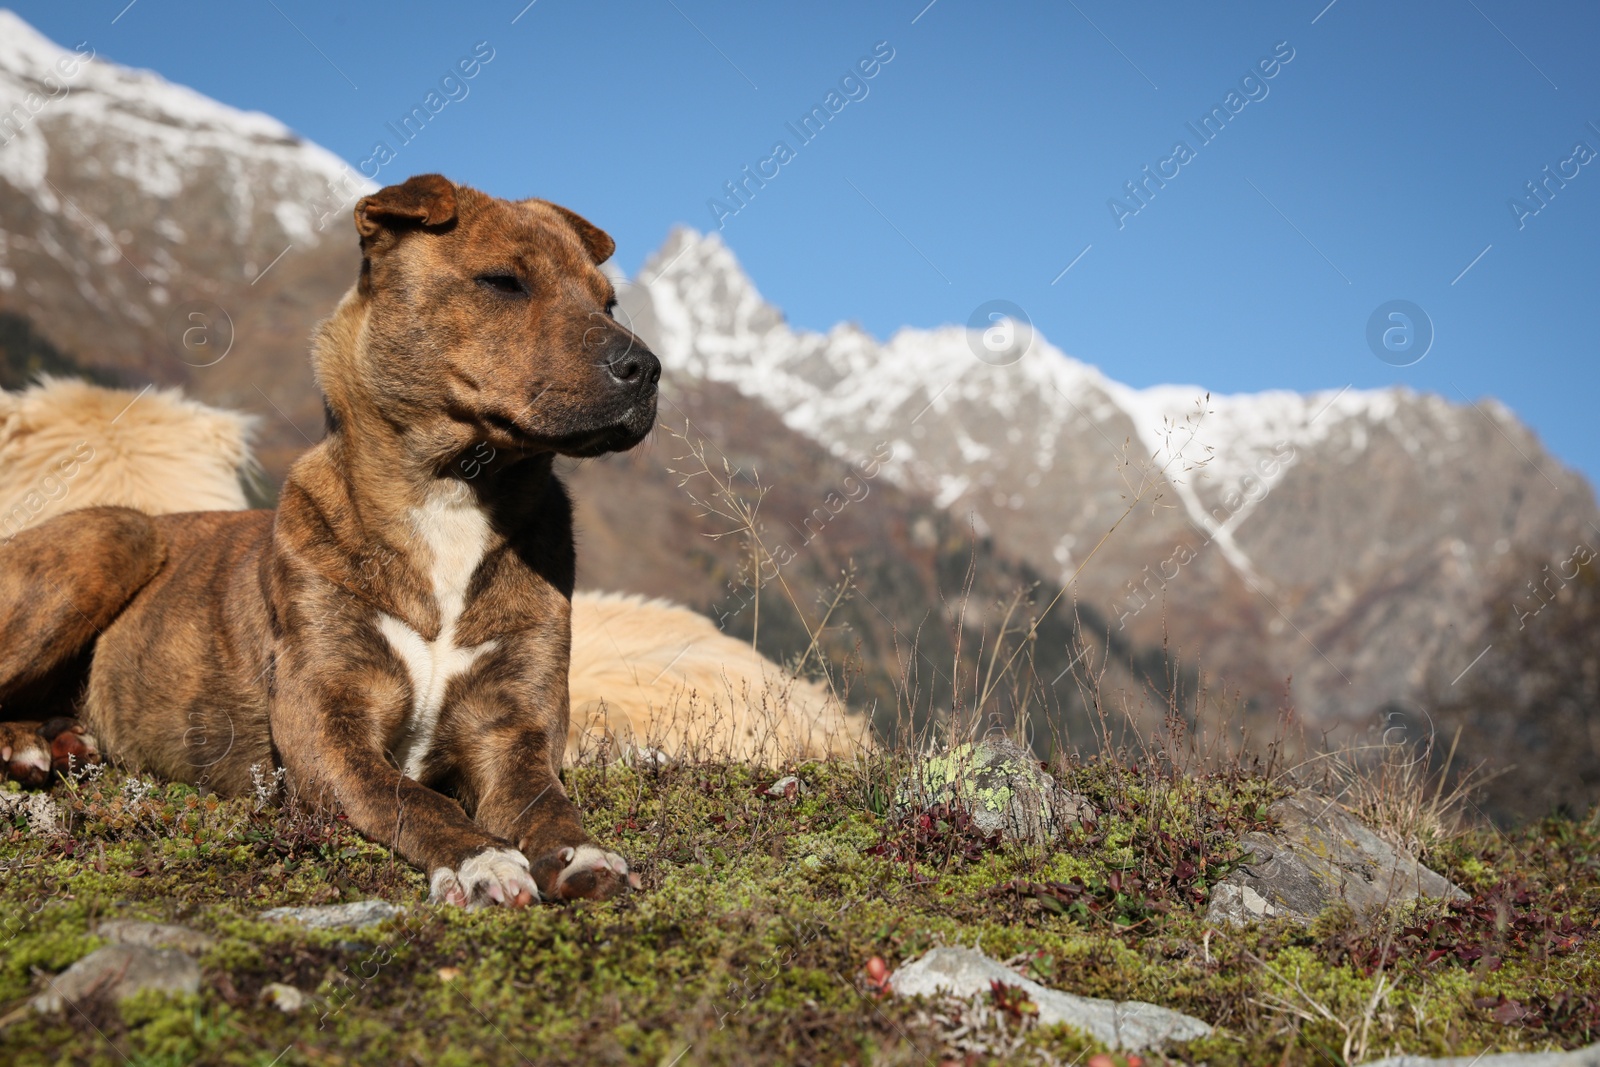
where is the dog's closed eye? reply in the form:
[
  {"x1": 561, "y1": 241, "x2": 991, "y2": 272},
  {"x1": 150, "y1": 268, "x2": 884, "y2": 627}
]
[{"x1": 476, "y1": 272, "x2": 528, "y2": 297}]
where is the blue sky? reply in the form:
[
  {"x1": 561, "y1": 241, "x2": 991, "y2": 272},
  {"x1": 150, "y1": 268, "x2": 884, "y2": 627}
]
[{"x1": 14, "y1": 1, "x2": 1600, "y2": 486}]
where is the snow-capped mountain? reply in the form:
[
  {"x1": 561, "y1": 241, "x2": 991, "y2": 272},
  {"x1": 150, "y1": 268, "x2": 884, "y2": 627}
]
[
  {"x1": 620, "y1": 228, "x2": 1600, "y2": 723},
  {"x1": 0, "y1": 10, "x2": 361, "y2": 246},
  {"x1": 0, "y1": 10, "x2": 369, "y2": 472}
]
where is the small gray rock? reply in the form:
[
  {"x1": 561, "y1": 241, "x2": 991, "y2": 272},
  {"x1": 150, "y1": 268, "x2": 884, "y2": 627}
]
[
  {"x1": 901, "y1": 737, "x2": 1093, "y2": 845},
  {"x1": 1361, "y1": 1044, "x2": 1600, "y2": 1066},
  {"x1": 620, "y1": 745, "x2": 671, "y2": 769},
  {"x1": 1207, "y1": 881, "x2": 1282, "y2": 925},
  {"x1": 889, "y1": 945, "x2": 1211, "y2": 1051},
  {"x1": 260, "y1": 982, "x2": 308, "y2": 1014},
  {"x1": 260, "y1": 899, "x2": 405, "y2": 930},
  {"x1": 1206, "y1": 791, "x2": 1465, "y2": 928},
  {"x1": 32, "y1": 943, "x2": 200, "y2": 1014},
  {"x1": 765, "y1": 775, "x2": 802, "y2": 799},
  {"x1": 98, "y1": 920, "x2": 216, "y2": 956}
]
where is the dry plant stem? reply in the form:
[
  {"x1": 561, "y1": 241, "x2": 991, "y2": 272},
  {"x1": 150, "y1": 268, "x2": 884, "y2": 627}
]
[
  {"x1": 749, "y1": 518, "x2": 760, "y2": 653},
  {"x1": 940, "y1": 544, "x2": 981, "y2": 747},
  {"x1": 672, "y1": 402, "x2": 1222, "y2": 762},
  {"x1": 1431, "y1": 724, "x2": 1462, "y2": 814},
  {"x1": 666, "y1": 424, "x2": 844, "y2": 705},
  {"x1": 1280, "y1": 723, "x2": 1485, "y2": 858},
  {"x1": 973, "y1": 586, "x2": 1029, "y2": 740},
  {"x1": 795, "y1": 572, "x2": 852, "y2": 677}
]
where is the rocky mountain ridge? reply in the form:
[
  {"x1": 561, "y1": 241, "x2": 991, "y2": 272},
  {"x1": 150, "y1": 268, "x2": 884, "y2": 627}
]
[{"x1": 618, "y1": 228, "x2": 1600, "y2": 725}]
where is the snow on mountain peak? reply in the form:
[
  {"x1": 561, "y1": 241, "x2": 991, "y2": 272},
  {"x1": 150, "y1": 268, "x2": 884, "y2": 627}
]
[
  {"x1": 0, "y1": 9, "x2": 364, "y2": 241},
  {"x1": 624, "y1": 227, "x2": 1470, "y2": 591},
  {"x1": 629, "y1": 227, "x2": 1408, "y2": 472}
]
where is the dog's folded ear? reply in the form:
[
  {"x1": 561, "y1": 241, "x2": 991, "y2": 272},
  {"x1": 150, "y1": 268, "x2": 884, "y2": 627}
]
[
  {"x1": 529, "y1": 200, "x2": 616, "y2": 265},
  {"x1": 355, "y1": 174, "x2": 459, "y2": 238}
]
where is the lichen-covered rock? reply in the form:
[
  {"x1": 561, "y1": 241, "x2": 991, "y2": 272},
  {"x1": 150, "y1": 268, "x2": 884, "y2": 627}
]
[
  {"x1": 1207, "y1": 790, "x2": 1465, "y2": 927},
  {"x1": 0, "y1": 790, "x2": 64, "y2": 834},
  {"x1": 889, "y1": 945, "x2": 1211, "y2": 1051},
  {"x1": 32, "y1": 943, "x2": 200, "y2": 1014},
  {"x1": 260, "y1": 899, "x2": 405, "y2": 930},
  {"x1": 97, "y1": 919, "x2": 216, "y2": 955},
  {"x1": 901, "y1": 737, "x2": 1093, "y2": 845}
]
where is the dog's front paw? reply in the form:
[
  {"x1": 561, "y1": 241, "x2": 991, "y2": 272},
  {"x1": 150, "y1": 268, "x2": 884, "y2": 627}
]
[
  {"x1": 528, "y1": 844, "x2": 639, "y2": 902},
  {"x1": 429, "y1": 847, "x2": 538, "y2": 908}
]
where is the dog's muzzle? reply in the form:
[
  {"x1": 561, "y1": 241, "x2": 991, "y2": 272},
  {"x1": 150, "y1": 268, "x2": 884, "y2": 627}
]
[
  {"x1": 557, "y1": 336, "x2": 659, "y2": 454},
  {"x1": 602, "y1": 342, "x2": 661, "y2": 397},
  {"x1": 602, "y1": 337, "x2": 659, "y2": 446},
  {"x1": 615, "y1": 387, "x2": 659, "y2": 445}
]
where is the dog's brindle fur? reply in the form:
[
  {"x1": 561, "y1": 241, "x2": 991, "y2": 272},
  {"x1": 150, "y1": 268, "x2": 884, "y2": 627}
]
[{"x1": 0, "y1": 175, "x2": 659, "y2": 905}]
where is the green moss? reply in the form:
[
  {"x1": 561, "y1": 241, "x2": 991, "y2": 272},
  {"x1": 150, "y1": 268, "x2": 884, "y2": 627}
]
[{"x1": 0, "y1": 759, "x2": 1596, "y2": 1064}]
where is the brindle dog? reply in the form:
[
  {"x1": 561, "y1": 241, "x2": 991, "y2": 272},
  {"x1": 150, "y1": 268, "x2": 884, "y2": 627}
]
[{"x1": 0, "y1": 174, "x2": 659, "y2": 905}]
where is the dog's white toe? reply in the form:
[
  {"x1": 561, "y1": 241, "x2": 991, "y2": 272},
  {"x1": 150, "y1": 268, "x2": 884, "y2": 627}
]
[
  {"x1": 555, "y1": 844, "x2": 631, "y2": 894},
  {"x1": 429, "y1": 847, "x2": 537, "y2": 908},
  {"x1": 3, "y1": 739, "x2": 52, "y2": 785}
]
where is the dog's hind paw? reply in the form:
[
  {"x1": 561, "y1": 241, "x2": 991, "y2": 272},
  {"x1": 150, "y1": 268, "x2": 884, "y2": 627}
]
[
  {"x1": 0, "y1": 723, "x2": 53, "y2": 787},
  {"x1": 429, "y1": 847, "x2": 538, "y2": 908},
  {"x1": 529, "y1": 843, "x2": 639, "y2": 902},
  {"x1": 40, "y1": 718, "x2": 100, "y2": 775}
]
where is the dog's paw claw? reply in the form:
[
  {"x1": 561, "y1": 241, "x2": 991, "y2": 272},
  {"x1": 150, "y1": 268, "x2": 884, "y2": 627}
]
[
  {"x1": 530, "y1": 843, "x2": 634, "y2": 902},
  {"x1": 429, "y1": 847, "x2": 537, "y2": 908}
]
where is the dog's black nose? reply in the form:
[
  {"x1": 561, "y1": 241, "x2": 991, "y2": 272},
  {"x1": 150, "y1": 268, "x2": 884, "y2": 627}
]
[{"x1": 606, "y1": 347, "x2": 661, "y2": 391}]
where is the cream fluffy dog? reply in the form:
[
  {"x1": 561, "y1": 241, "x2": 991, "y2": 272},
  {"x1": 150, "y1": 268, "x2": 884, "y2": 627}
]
[
  {"x1": 0, "y1": 377, "x2": 866, "y2": 765},
  {"x1": 568, "y1": 591, "x2": 863, "y2": 763},
  {"x1": 0, "y1": 377, "x2": 255, "y2": 533}
]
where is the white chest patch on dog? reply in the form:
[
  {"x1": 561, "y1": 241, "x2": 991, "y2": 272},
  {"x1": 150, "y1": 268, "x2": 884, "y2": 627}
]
[{"x1": 381, "y1": 483, "x2": 498, "y2": 780}]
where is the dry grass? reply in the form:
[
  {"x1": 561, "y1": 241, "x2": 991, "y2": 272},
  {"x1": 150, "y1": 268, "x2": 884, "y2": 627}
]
[{"x1": 1284, "y1": 720, "x2": 1490, "y2": 862}]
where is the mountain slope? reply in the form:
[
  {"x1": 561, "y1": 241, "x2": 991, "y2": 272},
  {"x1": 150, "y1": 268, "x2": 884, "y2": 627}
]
[
  {"x1": 563, "y1": 374, "x2": 1165, "y2": 741},
  {"x1": 618, "y1": 229, "x2": 1600, "y2": 725}
]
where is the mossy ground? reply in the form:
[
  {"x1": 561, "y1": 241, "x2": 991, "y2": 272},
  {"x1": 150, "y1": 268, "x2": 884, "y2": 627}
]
[{"x1": 1, "y1": 755, "x2": 1596, "y2": 1066}]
